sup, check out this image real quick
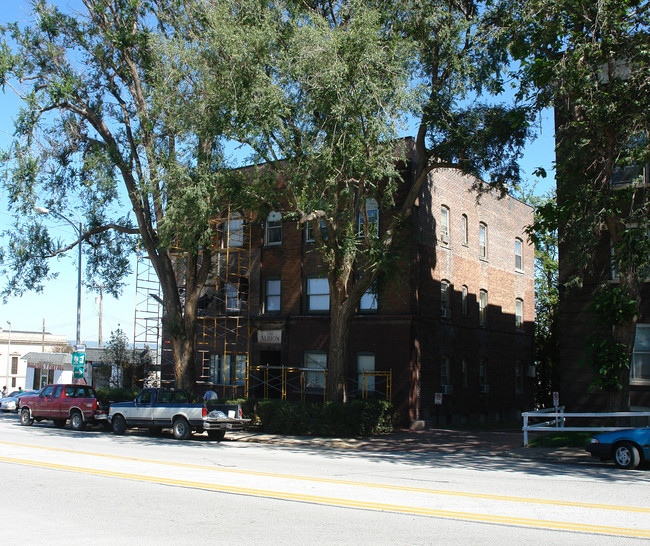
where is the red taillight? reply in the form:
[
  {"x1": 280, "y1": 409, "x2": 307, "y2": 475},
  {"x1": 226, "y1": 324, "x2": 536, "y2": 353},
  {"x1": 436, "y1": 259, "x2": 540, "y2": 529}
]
[{"x1": 202, "y1": 406, "x2": 207, "y2": 417}]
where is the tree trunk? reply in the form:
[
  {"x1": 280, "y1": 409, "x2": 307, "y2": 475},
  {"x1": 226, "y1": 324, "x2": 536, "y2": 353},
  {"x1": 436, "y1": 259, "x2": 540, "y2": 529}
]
[{"x1": 326, "y1": 302, "x2": 355, "y2": 402}]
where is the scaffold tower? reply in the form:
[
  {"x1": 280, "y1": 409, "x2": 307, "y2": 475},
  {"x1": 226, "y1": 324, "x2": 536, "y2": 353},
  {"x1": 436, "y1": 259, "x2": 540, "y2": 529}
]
[{"x1": 133, "y1": 245, "x2": 162, "y2": 386}]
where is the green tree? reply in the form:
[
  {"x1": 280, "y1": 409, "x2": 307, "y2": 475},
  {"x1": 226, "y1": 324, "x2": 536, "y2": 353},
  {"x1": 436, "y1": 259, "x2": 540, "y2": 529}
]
[
  {"x1": 522, "y1": 187, "x2": 559, "y2": 407},
  {"x1": 106, "y1": 327, "x2": 131, "y2": 388},
  {"x1": 186, "y1": 0, "x2": 530, "y2": 402},
  {"x1": 0, "y1": 0, "x2": 243, "y2": 391},
  {"x1": 510, "y1": 0, "x2": 650, "y2": 409}
]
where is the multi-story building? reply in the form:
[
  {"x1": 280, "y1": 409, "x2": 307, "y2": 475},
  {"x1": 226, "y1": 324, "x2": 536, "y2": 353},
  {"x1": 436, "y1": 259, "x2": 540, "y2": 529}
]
[
  {"x1": 0, "y1": 327, "x2": 68, "y2": 391},
  {"x1": 558, "y1": 163, "x2": 650, "y2": 411},
  {"x1": 161, "y1": 157, "x2": 535, "y2": 426}
]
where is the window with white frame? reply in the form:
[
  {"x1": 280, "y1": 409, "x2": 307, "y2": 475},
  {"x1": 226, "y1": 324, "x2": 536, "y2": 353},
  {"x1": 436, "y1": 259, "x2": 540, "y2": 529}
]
[
  {"x1": 304, "y1": 352, "x2": 326, "y2": 389},
  {"x1": 307, "y1": 277, "x2": 329, "y2": 311},
  {"x1": 265, "y1": 212, "x2": 282, "y2": 245},
  {"x1": 264, "y1": 279, "x2": 281, "y2": 313},
  {"x1": 515, "y1": 298, "x2": 523, "y2": 329},
  {"x1": 306, "y1": 219, "x2": 327, "y2": 242},
  {"x1": 227, "y1": 216, "x2": 244, "y2": 247},
  {"x1": 515, "y1": 238, "x2": 523, "y2": 271},
  {"x1": 210, "y1": 353, "x2": 246, "y2": 385},
  {"x1": 225, "y1": 282, "x2": 241, "y2": 312},
  {"x1": 440, "y1": 206, "x2": 450, "y2": 244},
  {"x1": 358, "y1": 199, "x2": 379, "y2": 237},
  {"x1": 359, "y1": 283, "x2": 378, "y2": 311},
  {"x1": 632, "y1": 324, "x2": 650, "y2": 383},
  {"x1": 461, "y1": 285, "x2": 468, "y2": 317},
  {"x1": 478, "y1": 222, "x2": 487, "y2": 259},
  {"x1": 357, "y1": 353, "x2": 375, "y2": 393},
  {"x1": 441, "y1": 280, "x2": 451, "y2": 318},
  {"x1": 479, "y1": 289, "x2": 488, "y2": 326},
  {"x1": 461, "y1": 214, "x2": 468, "y2": 246}
]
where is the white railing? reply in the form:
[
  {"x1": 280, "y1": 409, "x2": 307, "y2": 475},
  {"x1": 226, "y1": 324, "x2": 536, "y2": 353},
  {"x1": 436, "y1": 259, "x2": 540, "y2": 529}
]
[{"x1": 521, "y1": 409, "x2": 650, "y2": 446}]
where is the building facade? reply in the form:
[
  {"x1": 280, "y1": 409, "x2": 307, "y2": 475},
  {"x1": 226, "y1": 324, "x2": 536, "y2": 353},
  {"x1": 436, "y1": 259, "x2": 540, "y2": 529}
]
[
  {"x1": 1, "y1": 327, "x2": 69, "y2": 391},
  {"x1": 161, "y1": 165, "x2": 535, "y2": 425}
]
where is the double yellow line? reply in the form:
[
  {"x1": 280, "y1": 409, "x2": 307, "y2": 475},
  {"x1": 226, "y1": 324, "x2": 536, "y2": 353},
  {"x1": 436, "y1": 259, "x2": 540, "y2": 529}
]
[{"x1": 1, "y1": 443, "x2": 649, "y2": 538}]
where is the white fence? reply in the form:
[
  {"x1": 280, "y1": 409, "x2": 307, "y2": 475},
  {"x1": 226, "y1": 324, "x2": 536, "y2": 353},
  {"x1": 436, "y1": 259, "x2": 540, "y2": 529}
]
[{"x1": 521, "y1": 408, "x2": 650, "y2": 446}]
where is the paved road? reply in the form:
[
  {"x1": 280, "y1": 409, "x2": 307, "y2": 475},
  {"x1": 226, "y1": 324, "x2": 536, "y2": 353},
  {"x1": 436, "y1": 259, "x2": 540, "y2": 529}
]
[{"x1": 1, "y1": 414, "x2": 649, "y2": 543}]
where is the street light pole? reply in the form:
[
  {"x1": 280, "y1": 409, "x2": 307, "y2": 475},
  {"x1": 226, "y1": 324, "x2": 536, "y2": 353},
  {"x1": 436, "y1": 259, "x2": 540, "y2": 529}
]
[
  {"x1": 5, "y1": 321, "x2": 11, "y2": 389},
  {"x1": 35, "y1": 207, "x2": 83, "y2": 346}
]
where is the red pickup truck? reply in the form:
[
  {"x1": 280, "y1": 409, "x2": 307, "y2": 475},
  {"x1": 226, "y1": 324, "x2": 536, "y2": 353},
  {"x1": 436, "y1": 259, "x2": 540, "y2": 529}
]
[{"x1": 19, "y1": 384, "x2": 108, "y2": 430}]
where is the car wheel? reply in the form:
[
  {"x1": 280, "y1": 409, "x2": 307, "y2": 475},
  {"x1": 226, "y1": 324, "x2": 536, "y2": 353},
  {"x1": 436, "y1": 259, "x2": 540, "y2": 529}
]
[
  {"x1": 53, "y1": 419, "x2": 66, "y2": 428},
  {"x1": 172, "y1": 417, "x2": 191, "y2": 440},
  {"x1": 614, "y1": 442, "x2": 641, "y2": 469},
  {"x1": 20, "y1": 408, "x2": 33, "y2": 426},
  {"x1": 208, "y1": 430, "x2": 226, "y2": 441},
  {"x1": 69, "y1": 411, "x2": 86, "y2": 431},
  {"x1": 112, "y1": 414, "x2": 127, "y2": 435}
]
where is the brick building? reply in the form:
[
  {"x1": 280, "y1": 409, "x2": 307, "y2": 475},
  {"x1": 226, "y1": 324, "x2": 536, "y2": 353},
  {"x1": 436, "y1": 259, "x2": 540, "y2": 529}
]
[{"x1": 161, "y1": 157, "x2": 535, "y2": 425}]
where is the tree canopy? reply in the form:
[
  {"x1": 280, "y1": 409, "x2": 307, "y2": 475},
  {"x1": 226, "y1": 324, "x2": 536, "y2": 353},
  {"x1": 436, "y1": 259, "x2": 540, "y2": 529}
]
[{"x1": 510, "y1": 0, "x2": 650, "y2": 408}]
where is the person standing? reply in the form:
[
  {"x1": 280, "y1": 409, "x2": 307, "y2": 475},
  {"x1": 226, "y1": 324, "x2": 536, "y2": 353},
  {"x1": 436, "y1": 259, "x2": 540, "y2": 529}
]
[{"x1": 1, "y1": 386, "x2": 7, "y2": 398}]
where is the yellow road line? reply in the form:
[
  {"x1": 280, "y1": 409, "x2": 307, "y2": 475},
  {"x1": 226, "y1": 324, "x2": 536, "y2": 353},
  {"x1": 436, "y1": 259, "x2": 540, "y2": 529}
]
[
  {"x1": 1, "y1": 455, "x2": 649, "y2": 538},
  {"x1": 1, "y1": 440, "x2": 648, "y2": 515}
]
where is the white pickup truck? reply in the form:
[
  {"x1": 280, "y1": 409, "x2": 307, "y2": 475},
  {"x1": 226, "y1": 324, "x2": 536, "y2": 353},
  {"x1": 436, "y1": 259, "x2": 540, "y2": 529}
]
[{"x1": 108, "y1": 388, "x2": 249, "y2": 441}]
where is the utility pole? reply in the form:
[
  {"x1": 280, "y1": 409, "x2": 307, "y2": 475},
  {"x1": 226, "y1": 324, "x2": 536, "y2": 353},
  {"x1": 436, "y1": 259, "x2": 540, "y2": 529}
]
[
  {"x1": 98, "y1": 285, "x2": 104, "y2": 347},
  {"x1": 42, "y1": 319, "x2": 45, "y2": 352}
]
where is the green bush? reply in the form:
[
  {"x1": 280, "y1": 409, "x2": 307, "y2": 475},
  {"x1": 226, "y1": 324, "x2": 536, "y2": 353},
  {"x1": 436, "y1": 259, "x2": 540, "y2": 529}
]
[
  {"x1": 96, "y1": 387, "x2": 140, "y2": 402},
  {"x1": 253, "y1": 399, "x2": 393, "y2": 437}
]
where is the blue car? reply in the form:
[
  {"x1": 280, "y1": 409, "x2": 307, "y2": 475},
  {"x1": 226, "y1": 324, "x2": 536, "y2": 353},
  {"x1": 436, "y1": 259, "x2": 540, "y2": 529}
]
[{"x1": 586, "y1": 427, "x2": 650, "y2": 469}]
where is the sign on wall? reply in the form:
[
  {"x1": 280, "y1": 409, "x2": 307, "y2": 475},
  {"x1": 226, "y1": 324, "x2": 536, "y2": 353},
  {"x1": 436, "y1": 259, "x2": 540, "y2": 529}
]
[{"x1": 257, "y1": 330, "x2": 282, "y2": 345}]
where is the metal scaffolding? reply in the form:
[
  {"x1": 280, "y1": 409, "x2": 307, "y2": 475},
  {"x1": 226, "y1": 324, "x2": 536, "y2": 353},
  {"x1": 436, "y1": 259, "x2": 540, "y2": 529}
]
[{"x1": 132, "y1": 245, "x2": 162, "y2": 387}]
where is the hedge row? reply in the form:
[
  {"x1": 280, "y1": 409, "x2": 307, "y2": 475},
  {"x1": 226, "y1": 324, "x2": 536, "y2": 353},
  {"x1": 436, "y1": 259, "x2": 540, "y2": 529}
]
[{"x1": 252, "y1": 399, "x2": 394, "y2": 437}]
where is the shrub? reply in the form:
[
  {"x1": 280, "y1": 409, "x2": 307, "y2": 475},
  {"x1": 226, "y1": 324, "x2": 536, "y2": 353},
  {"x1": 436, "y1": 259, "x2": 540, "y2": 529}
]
[{"x1": 96, "y1": 387, "x2": 140, "y2": 402}]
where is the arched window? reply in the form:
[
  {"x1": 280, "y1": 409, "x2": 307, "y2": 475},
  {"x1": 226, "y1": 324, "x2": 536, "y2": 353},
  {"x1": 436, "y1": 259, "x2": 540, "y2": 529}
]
[{"x1": 479, "y1": 289, "x2": 488, "y2": 326}]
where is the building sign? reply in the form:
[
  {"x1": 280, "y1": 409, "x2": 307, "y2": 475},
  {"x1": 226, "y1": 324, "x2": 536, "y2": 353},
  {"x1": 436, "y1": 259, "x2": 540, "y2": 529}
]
[{"x1": 257, "y1": 330, "x2": 282, "y2": 345}]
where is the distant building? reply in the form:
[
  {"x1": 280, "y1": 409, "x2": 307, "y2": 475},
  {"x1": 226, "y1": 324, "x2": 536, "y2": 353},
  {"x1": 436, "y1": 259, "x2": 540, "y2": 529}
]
[{"x1": 0, "y1": 327, "x2": 68, "y2": 391}]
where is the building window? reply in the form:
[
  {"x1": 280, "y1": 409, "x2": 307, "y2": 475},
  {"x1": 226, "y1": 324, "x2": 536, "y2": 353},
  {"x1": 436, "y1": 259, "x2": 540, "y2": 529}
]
[
  {"x1": 11, "y1": 356, "x2": 18, "y2": 375},
  {"x1": 265, "y1": 212, "x2": 282, "y2": 245},
  {"x1": 227, "y1": 216, "x2": 244, "y2": 248},
  {"x1": 515, "y1": 360, "x2": 524, "y2": 394},
  {"x1": 304, "y1": 352, "x2": 326, "y2": 389},
  {"x1": 461, "y1": 214, "x2": 468, "y2": 246},
  {"x1": 441, "y1": 356, "x2": 450, "y2": 388},
  {"x1": 357, "y1": 353, "x2": 375, "y2": 393},
  {"x1": 515, "y1": 298, "x2": 523, "y2": 329},
  {"x1": 210, "y1": 353, "x2": 246, "y2": 385},
  {"x1": 515, "y1": 238, "x2": 523, "y2": 271},
  {"x1": 359, "y1": 284, "x2": 378, "y2": 312},
  {"x1": 306, "y1": 220, "x2": 327, "y2": 242},
  {"x1": 441, "y1": 280, "x2": 451, "y2": 318},
  {"x1": 307, "y1": 277, "x2": 329, "y2": 311},
  {"x1": 358, "y1": 199, "x2": 379, "y2": 237},
  {"x1": 479, "y1": 222, "x2": 487, "y2": 259},
  {"x1": 479, "y1": 359, "x2": 488, "y2": 392},
  {"x1": 461, "y1": 358, "x2": 468, "y2": 388},
  {"x1": 632, "y1": 324, "x2": 650, "y2": 383},
  {"x1": 479, "y1": 289, "x2": 488, "y2": 326},
  {"x1": 461, "y1": 285, "x2": 468, "y2": 317},
  {"x1": 264, "y1": 279, "x2": 281, "y2": 313},
  {"x1": 225, "y1": 282, "x2": 241, "y2": 312},
  {"x1": 440, "y1": 206, "x2": 450, "y2": 244}
]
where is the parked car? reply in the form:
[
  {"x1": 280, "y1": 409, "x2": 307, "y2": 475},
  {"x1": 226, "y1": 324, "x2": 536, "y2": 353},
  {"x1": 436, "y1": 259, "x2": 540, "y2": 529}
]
[
  {"x1": 1, "y1": 390, "x2": 39, "y2": 412},
  {"x1": 585, "y1": 427, "x2": 650, "y2": 469},
  {"x1": 19, "y1": 384, "x2": 108, "y2": 430},
  {"x1": 109, "y1": 387, "x2": 249, "y2": 440}
]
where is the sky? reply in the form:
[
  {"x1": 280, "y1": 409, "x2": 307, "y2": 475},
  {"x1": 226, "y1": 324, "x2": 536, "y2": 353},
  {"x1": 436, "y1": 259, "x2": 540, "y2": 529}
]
[{"x1": 0, "y1": 0, "x2": 556, "y2": 346}]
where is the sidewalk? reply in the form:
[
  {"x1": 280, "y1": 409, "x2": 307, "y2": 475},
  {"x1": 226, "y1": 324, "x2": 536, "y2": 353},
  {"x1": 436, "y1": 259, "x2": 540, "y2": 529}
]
[{"x1": 228, "y1": 428, "x2": 592, "y2": 464}]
